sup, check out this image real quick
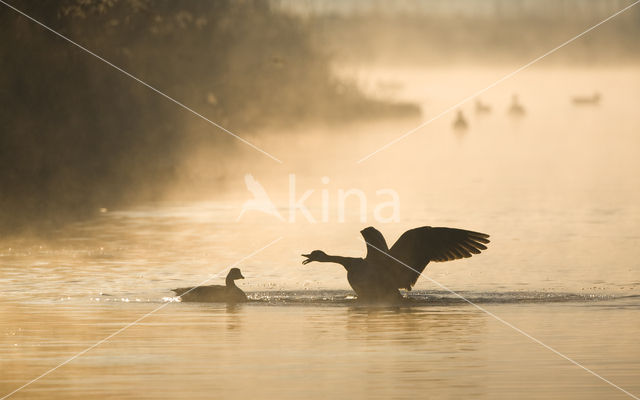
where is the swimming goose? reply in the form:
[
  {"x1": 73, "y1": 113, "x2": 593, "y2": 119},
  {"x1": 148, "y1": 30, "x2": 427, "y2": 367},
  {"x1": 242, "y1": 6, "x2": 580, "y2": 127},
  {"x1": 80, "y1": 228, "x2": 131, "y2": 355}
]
[
  {"x1": 172, "y1": 268, "x2": 248, "y2": 303},
  {"x1": 475, "y1": 99, "x2": 491, "y2": 114},
  {"x1": 508, "y1": 94, "x2": 525, "y2": 116},
  {"x1": 452, "y1": 110, "x2": 468, "y2": 130},
  {"x1": 572, "y1": 92, "x2": 600, "y2": 105},
  {"x1": 302, "y1": 226, "x2": 490, "y2": 303}
]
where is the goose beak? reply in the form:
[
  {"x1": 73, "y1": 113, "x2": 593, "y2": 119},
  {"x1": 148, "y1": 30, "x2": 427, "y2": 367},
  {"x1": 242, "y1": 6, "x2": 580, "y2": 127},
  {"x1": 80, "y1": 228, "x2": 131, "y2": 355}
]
[
  {"x1": 239, "y1": 273, "x2": 245, "y2": 279},
  {"x1": 301, "y1": 254, "x2": 311, "y2": 265}
]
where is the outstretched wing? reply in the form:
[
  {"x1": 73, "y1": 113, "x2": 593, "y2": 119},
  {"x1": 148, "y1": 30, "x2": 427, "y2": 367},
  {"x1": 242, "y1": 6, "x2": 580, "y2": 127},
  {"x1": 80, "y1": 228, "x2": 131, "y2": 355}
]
[
  {"x1": 360, "y1": 226, "x2": 390, "y2": 267},
  {"x1": 387, "y1": 226, "x2": 490, "y2": 289}
]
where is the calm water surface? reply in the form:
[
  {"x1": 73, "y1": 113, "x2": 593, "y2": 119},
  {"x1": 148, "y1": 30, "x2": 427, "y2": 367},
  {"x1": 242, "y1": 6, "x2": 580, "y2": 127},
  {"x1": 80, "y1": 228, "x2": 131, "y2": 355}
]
[{"x1": 1, "y1": 67, "x2": 640, "y2": 399}]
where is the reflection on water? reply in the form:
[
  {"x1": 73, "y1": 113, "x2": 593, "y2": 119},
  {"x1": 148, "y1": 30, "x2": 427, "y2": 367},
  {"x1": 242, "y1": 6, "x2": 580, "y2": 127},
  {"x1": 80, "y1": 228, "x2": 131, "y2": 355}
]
[{"x1": 2, "y1": 299, "x2": 640, "y2": 399}]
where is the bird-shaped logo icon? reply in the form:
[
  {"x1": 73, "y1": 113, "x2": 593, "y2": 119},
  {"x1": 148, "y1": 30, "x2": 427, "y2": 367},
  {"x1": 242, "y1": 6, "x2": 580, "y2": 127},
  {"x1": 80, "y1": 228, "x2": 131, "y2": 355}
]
[{"x1": 236, "y1": 174, "x2": 284, "y2": 221}]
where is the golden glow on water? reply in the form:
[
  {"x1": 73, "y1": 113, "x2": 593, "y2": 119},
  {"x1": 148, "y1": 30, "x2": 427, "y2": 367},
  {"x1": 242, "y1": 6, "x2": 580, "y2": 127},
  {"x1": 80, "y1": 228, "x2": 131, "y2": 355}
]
[
  {"x1": 2, "y1": 66, "x2": 640, "y2": 399},
  {"x1": 2, "y1": 300, "x2": 640, "y2": 399}
]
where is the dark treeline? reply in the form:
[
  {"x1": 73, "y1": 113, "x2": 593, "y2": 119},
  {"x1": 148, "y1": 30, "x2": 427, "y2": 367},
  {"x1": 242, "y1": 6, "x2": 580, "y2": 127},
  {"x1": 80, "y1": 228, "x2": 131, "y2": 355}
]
[{"x1": 0, "y1": 0, "x2": 419, "y2": 233}]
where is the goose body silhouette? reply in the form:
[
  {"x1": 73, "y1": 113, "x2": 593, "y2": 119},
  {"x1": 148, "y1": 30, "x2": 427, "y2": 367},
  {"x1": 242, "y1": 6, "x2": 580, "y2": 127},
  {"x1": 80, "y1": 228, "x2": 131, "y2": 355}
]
[
  {"x1": 508, "y1": 94, "x2": 525, "y2": 116},
  {"x1": 302, "y1": 226, "x2": 490, "y2": 303},
  {"x1": 452, "y1": 110, "x2": 468, "y2": 130},
  {"x1": 572, "y1": 92, "x2": 600, "y2": 105},
  {"x1": 172, "y1": 268, "x2": 248, "y2": 303},
  {"x1": 475, "y1": 99, "x2": 491, "y2": 114}
]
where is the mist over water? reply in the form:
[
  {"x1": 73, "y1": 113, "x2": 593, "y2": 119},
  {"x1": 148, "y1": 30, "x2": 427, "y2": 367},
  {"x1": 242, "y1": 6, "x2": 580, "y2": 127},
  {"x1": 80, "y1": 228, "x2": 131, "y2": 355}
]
[
  {"x1": 4, "y1": 67, "x2": 639, "y2": 296},
  {"x1": 2, "y1": 0, "x2": 640, "y2": 399}
]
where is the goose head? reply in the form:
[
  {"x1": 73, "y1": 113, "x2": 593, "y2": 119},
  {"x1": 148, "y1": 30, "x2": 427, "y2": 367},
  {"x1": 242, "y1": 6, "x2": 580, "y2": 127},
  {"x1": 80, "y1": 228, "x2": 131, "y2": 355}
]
[
  {"x1": 301, "y1": 250, "x2": 328, "y2": 264},
  {"x1": 227, "y1": 268, "x2": 245, "y2": 280}
]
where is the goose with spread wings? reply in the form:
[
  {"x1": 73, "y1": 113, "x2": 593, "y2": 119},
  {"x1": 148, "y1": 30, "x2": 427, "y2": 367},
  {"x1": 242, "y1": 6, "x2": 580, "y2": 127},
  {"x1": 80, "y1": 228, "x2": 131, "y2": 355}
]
[{"x1": 302, "y1": 226, "x2": 490, "y2": 303}]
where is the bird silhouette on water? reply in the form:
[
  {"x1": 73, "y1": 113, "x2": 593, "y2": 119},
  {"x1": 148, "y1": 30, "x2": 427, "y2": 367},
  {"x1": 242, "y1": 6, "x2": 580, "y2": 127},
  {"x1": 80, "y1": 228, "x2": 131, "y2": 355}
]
[
  {"x1": 508, "y1": 94, "x2": 525, "y2": 116},
  {"x1": 452, "y1": 110, "x2": 468, "y2": 131},
  {"x1": 302, "y1": 226, "x2": 490, "y2": 303},
  {"x1": 172, "y1": 268, "x2": 248, "y2": 303},
  {"x1": 572, "y1": 92, "x2": 601, "y2": 106},
  {"x1": 475, "y1": 99, "x2": 491, "y2": 114}
]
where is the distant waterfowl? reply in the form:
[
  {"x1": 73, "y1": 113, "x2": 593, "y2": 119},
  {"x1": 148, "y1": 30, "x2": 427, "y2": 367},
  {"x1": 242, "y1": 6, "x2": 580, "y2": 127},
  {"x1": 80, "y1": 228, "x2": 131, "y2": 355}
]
[
  {"x1": 508, "y1": 94, "x2": 525, "y2": 116},
  {"x1": 172, "y1": 268, "x2": 248, "y2": 303},
  {"x1": 452, "y1": 110, "x2": 468, "y2": 130},
  {"x1": 572, "y1": 92, "x2": 601, "y2": 105},
  {"x1": 302, "y1": 226, "x2": 490, "y2": 303},
  {"x1": 475, "y1": 99, "x2": 491, "y2": 114}
]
